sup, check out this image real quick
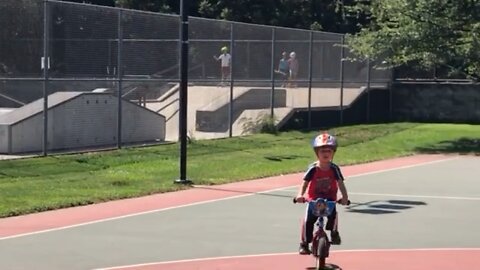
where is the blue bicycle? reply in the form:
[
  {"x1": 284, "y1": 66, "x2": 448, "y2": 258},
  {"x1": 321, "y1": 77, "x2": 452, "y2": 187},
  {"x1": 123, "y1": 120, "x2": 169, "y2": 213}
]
[{"x1": 293, "y1": 197, "x2": 349, "y2": 270}]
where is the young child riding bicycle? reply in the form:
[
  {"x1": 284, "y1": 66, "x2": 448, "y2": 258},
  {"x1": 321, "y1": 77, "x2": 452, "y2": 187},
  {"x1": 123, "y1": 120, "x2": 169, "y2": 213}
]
[{"x1": 295, "y1": 132, "x2": 349, "y2": 255}]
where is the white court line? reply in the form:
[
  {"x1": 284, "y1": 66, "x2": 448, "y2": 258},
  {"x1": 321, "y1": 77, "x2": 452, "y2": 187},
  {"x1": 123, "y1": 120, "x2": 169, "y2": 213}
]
[
  {"x1": 93, "y1": 248, "x2": 480, "y2": 270},
  {"x1": 343, "y1": 156, "x2": 463, "y2": 179},
  {"x1": 0, "y1": 155, "x2": 459, "y2": 241},
  {"x1": 350, "y1": 192, "x2": 480, "y2": 201},
  {"x1": 257, "y1": 156, "x2": 463, "y2": 193},
  {"x1": 0, "y1": 191, "x2": 275, "y2": 241}
]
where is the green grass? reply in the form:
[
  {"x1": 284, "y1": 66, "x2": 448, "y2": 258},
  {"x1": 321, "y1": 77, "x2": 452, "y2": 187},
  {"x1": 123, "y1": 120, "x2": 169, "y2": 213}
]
[{"x1": 0, "y1": 123, "x2": 478, "y2": 218}]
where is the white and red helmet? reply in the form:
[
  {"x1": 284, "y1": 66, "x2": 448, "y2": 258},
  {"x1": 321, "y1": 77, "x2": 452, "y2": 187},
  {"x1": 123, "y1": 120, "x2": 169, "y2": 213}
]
[{"x1": 311, "y1": 132, "x2": 337, "y2": 151}]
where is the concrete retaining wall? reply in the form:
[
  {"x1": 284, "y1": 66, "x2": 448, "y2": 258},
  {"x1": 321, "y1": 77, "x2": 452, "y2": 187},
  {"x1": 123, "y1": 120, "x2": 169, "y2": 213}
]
[{"x1": 392, "y1": 83, "x2": 480, "y2": 123}]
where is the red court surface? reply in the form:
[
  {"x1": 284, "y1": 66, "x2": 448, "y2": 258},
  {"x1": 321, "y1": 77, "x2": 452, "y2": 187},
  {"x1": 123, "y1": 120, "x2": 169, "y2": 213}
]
[
  {"x1": 3, "y1": 154, "x2": 479, "y2": 270},
  {"x1": 0, "y1": 154, "x2": 451, "y2": 239},
  {"x1": 101, "y1": 249, "x2": 480, "y2": 270}
]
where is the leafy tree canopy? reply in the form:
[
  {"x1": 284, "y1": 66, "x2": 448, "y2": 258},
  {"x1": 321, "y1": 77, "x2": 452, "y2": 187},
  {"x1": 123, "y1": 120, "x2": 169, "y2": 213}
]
[
  {"x1": 63, "y1": 0, "x2": 365, "y2": 33},
  {"x1": 346, "y1": 0, "x2": 480, "y2": 80}
]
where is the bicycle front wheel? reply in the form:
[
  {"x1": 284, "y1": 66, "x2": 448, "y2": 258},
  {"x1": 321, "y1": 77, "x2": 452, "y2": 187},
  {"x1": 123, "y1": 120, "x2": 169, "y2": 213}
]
[{"x1": 315, "y1": 236, "x2": 328, "y2": 270}]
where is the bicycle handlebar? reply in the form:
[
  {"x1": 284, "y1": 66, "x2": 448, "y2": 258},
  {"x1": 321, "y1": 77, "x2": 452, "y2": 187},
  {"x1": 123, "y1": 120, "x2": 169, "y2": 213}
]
[{"x1": 292, "y1": 197, "x2": 350, "y2": 206}]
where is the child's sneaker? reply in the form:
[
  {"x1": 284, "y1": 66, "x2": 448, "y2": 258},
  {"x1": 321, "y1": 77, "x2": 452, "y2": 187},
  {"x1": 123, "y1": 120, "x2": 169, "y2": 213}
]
[
  {"x1": 330, "y1": 230, "x2": 341, "y2": 245},
  {"x1": 298, "y1": 242, "x2": 311, "y2": 255}
]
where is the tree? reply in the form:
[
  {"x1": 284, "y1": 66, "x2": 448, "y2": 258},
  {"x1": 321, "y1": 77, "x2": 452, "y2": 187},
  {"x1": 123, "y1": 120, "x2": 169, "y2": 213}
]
[
  {"x1": 197, "y1": 0, "x2": 365, "y2": 33},
  {"x1": 61, "y1": 0, "x2": 366, "y2": 33},
  {"x1": 60, "y1": 0, "x2": 176, "y2": 13},
  {"x1": 63, "y1": 0, "x2": 116, "y2": 7},
  {"x1": 345, "y1": 0, "x2": 480, "y2": 80},
  {"x1": 115, "y1": 0, "x2": 174, "y2": 13},
  {"x1": 0, "y1": 0, "x2": 43, "y2": 76}
]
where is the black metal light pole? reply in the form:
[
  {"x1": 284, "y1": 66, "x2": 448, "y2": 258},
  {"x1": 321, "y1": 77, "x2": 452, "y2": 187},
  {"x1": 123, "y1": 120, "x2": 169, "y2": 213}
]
[
  {"x1": 117, "y1": 9, "x2": 123, "y2": 150},
  {"x1": 228, "y1": 23, "x2": 234, "y2": 138},
  {"x1": 307, "y1": 31, "x2": 313, "y2": 129},
  {"x1": 42, "y1": 0, "x2": 50, "y2": 157},
  {"x1": 175, "y1": 0, "x2": 192, "y2": 184},
  {"x1": 366, "y1": 58, "x2": 371, "y2": 123},
  {"x1": 269, "y1": 28, "x2": 275, "y2": 118},
  {"x1": 339, "y1": 36, "x2": 345, "y2": 125}
]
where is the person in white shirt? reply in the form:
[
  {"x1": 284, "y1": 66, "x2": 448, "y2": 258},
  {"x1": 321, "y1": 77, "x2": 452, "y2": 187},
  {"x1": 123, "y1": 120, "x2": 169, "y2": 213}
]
[
  {"x1": 213, "y1": 46, "x2": 231, "y2": 86},
  {"x1": 288, "y1": 51, "x2": 299, "y2": 88}
]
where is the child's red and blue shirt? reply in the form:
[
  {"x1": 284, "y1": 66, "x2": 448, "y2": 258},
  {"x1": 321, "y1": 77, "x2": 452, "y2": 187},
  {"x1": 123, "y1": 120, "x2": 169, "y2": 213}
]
[{"x1": 303, "y1": 162, "x2": 344, "y2": 201}]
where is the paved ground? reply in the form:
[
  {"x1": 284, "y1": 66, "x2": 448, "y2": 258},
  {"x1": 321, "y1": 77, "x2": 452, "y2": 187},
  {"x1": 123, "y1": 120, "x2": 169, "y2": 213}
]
[{"x1": 0, "y1": 154, "x2": 479, "y2": 270}]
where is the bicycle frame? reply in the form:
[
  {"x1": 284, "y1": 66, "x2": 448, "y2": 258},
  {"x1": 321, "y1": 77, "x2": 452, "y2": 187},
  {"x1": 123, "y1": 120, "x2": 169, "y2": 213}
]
[
  {"x1": 311, "y1": 216, "x2": 331, "y2": 258},
  {"x1": 293, "y1": 197, "x2": 344, "y2": 270}
]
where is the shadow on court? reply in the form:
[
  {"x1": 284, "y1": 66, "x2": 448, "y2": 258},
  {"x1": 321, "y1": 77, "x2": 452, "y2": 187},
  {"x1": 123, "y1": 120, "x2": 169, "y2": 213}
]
[
  {"x1": 193, "y1": 186, "x2": 430, "y2": 215},
  {"x1": 306, "y1": 263, "x2": 342, "y2": 270},
  {"x1": 345, "y1": 199, "x2": 427, "y2": 215}
]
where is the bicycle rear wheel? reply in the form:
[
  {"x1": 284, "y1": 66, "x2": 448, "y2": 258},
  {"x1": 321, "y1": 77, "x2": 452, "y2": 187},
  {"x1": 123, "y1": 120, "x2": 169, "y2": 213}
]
[{"x1": 315, "y1": 236, "x2": 328, "y2": 270}]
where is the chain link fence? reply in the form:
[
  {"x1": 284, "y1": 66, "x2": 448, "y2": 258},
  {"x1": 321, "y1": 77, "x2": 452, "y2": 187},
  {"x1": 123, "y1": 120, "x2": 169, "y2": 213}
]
[{"x1": 0, "y1": 0, "x2": 391, "y2": 155}]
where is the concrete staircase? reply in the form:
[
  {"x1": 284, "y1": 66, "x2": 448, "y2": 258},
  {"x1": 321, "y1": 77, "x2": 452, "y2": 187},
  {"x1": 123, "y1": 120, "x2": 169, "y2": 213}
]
[
  {"x1": 195, "y1": 88, "x2": 287, "y2": 132},
  {"x1": 145, "y1": 85, "x2": 370, "y2": 141}
]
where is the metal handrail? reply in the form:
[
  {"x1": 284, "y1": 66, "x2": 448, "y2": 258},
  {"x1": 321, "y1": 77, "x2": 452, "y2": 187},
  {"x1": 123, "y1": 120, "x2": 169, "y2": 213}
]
[{"x1": 0, "y1": 92, "x2": 26, "y2": 106}]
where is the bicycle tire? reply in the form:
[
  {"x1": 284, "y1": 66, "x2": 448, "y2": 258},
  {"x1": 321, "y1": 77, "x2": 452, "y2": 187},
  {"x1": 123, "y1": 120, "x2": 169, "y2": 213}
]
[{"x1": 315, "y1": 236, "x2": 328, "y2": 270}]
